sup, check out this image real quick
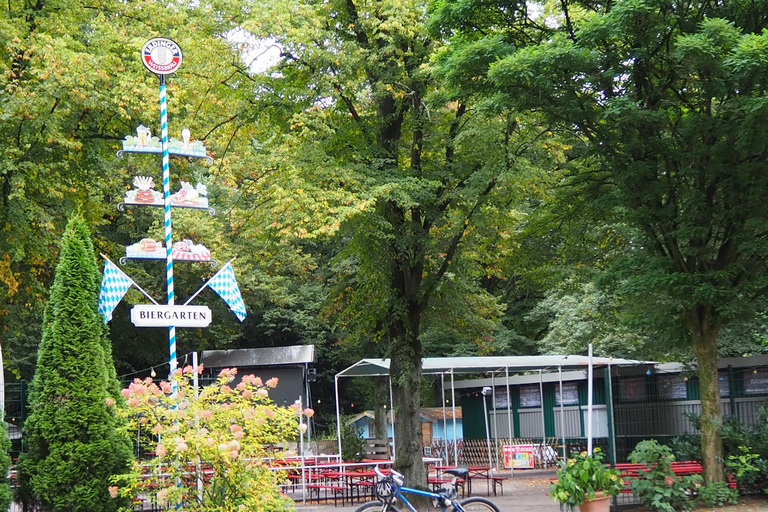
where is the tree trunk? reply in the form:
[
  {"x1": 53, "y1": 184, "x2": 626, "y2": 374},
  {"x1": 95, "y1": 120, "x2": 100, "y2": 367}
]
[
  {"x1": 685, "y1": 307, "x2": 724, "y2": 484},
  {"x1": 374, "y1": 400, "x2": 388, "y2": 443},
  {"x1": 390, "y1": 327, "x2": 428, "y2": 498}
]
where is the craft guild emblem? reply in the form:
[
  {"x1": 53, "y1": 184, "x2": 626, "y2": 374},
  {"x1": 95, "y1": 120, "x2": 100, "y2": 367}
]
[{"x1": 142, "y1": 37, "x2": 183, "y2": 75}]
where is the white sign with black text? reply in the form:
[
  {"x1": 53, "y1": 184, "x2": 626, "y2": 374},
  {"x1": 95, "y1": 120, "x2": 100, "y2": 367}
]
[{"x1": 131, "y1": 305, "x2": 212, "y2": 327}]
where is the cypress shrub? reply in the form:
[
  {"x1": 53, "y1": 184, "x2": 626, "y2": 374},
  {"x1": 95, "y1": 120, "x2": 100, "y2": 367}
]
[{"x1": 16, "y1": 214, "x2": 132, "y2": 512}]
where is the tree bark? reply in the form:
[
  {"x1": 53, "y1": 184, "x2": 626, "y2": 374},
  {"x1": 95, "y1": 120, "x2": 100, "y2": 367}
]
[
  {"x1": 685, "y1": 307, "x2": 724, "y2": 484},
  {"x1": 390, "y1": 327, "x2": 429, "y2": 496}
]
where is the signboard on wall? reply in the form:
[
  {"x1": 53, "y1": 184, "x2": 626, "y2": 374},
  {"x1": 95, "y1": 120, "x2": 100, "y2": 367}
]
[
  {"x1": 719, "y1": 372, "x2": 730, "y2": 397},
  {"x1": 745, "y1": 370, "x2": 768, "y2": 395},
  {"x1": 619, "y1": 377, "x2": 646, "y2": 402},
  {"x1": 519, "y1": 385, "x2": 541, "y2": 407},
  {"x1": 658, "y1": 374, "x2": 687, "y2": 400},
  {"x1": 503, "y1": 444, "x2": 535, "y2": 469},
  {"x1": 554, "y1": 382, "x2": 579, "y2": 405},
  {"x1": 494, "y1": 388, "x2": 509, "y2": 409}
]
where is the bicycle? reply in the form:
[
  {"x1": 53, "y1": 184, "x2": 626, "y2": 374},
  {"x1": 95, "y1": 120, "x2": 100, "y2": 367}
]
[{"x1": 354, "y1": 466, "x2": 501, "y2": 512}]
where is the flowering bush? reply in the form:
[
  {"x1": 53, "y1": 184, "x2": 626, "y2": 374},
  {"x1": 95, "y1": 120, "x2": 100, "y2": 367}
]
[{"x1": 113, "y1": 365, "x2": 313, "y2": 512}]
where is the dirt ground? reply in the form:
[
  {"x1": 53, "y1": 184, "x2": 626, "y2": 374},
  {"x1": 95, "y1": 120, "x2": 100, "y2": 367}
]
[{"x1": 293, "y1": 469, "x2": 768, "y2": 512}]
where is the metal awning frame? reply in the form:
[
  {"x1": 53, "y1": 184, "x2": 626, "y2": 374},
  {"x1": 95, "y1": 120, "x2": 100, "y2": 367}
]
[{"x1": 334, "y1": 352, "x2": 655, "y2": 468}]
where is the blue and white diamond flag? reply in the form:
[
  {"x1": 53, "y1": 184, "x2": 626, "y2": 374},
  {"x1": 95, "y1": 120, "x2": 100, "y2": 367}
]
[
  {"x1": 98, "y1": 259, "x2": 133, "y2": 322},
  {"x1": 207, "y1": 263, "x2": 247, "y2": 322}
]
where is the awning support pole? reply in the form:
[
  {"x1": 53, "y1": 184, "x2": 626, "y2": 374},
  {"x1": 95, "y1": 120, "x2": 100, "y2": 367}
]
[
  {"x1": 451, "y1": 370, "x2": 458, "y2": 465},
  {"x1": 559, "y1": 365, "x2": 565, "y2": 463},
  {"x1": 335, "y1": 374, "x2": 342, "y2": 460},
  {"x1": 389, "y1": 377, "x2": 395, "y2": 459},
  {"x1": 441, "y1": 373, "x2": 448, "y2": 463},
  {"x1": 587, "y1": 344, "x2": 594, "y2": 456},
  {"x1": 605, "y1": 365, "x2": 616, "y2": 467},
  {"x1": 505, "y1": 366, "x2": 513, "y2": 478},
  {"x1": 491, "y1": 371, "x2": 499, "y2": 470},
  {"x1": 539, "y1": 369, "x2": 546, "y2": 469}
]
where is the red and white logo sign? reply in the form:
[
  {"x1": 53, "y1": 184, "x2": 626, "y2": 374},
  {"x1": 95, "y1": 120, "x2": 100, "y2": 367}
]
[{"x1": 141, "y1": 37, "x2": 182, "y2": 75}]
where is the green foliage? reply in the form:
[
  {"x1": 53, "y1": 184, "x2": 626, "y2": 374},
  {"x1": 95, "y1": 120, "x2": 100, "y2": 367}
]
[
  {"x1": 628, "y1": 440, "x2": 702, "y2": 512},
  {"x1": 668, "y1": 434, "x2": 703, "y2": 464},
  {"x1": 723, "y1": 445, "x2": 767, "y2": 494},
  {"x1": 550, "y1": 448, "x2": 623, "y2": 506},
  {"x1": 697, "y1": 481, "x2": 738, "y2": 508},
  {"x1": 485, "y1": 0, "x2": 768, "y2": 480},
  {"x1": 0, "y1": 423, "x2": 13, "y2": 511},
  {"x1": 720, "y1": 406, "x2": 768, "y2": 494},
  {"x1": 339, "y1": 419, "x2": 366, "y2": 463},
  {"x1": 16, "y1": 215, "x2": 133, "y2": 512}
]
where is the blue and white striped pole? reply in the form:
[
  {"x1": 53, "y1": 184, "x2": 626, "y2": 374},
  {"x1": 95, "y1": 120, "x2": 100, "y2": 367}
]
[
  {"x1": 159, "y1": 75, "x2": 177, "y2": 386},
  {"x1": 142, "y1": 38, "x2": 183, "y2": 390}
]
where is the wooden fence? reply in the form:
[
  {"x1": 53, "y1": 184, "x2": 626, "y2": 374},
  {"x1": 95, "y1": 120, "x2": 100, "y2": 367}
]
[{"x1": 429, "y1": 437, "x2": 566, "y2": 468}]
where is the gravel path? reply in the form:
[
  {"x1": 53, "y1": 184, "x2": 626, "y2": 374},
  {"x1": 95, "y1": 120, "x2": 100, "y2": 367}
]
[{"x1": 292, "y1": 469, "x2": 561, "y2": 511}]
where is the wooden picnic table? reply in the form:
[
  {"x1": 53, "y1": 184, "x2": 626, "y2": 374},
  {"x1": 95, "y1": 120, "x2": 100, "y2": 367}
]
[{"x1": 434, "y1": 465, "x2": 501, "y2": 496}]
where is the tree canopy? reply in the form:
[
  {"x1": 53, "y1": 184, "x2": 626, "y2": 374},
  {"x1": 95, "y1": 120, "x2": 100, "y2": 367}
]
[{"x1": 3, "y1": 0, "x2": 768, "y2": 488}]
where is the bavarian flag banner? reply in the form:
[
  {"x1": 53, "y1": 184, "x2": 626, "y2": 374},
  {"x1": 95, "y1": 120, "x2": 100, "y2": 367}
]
[
  {"x1": 98, "y1": 258, "x2": 134, "y2": 322},
  {"x1": 207, "y1": 262, "x2": 247, "y2": 322}
]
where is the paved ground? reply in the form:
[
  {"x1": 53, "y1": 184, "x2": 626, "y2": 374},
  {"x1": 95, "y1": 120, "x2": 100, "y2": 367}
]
[{"x1": 292, "y1": 469, "x2": 562, "y2": 511}]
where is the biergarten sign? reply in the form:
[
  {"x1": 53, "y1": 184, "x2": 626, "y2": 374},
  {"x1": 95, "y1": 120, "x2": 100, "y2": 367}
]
[{"x1": 131, "y1": 305, "x2": 212, "y2": 328}]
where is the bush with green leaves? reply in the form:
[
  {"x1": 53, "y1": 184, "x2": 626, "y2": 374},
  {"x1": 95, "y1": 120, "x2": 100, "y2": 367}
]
[
  {"x1": 628, "y1": 440, "x2": 702, "y2": 512},
  {"x1": 723, "y1": 445, "x2": 768, "y2": 494},
  {"x1": 339, "y1": 418, "x2": 365, "y2": 462},
  {"x1": 720, "y1": 406, "x2": 768, "y2": 494},
  {"x1": 550, "y1": 448, "x2": 624, "y2": 507},
  {"x1": 697, "y1": 481, "x2": 738, "y2": 508},
  {"x1": 668, "y1": 433, "x2": 702, "y2": 463}
]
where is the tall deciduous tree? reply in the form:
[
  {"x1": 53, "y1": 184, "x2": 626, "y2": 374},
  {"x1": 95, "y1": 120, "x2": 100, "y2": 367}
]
[
  {"x1": 489, "y1": 0, "x2": 768, "y2": 482},
  {"x1": 17, "y1": 215, "x2": 132, "y2": 512},
  {"x1": 235, "y1": 0, "x2": 547, "y2": 488},
  {"x1": 0, "y1": 0, "x2": 266, "y2": 379}
]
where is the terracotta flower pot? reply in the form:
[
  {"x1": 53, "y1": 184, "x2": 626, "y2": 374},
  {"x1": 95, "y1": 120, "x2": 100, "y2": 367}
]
[{"x1": 578, "y1": 491, "x2": 611, "y2": 512}]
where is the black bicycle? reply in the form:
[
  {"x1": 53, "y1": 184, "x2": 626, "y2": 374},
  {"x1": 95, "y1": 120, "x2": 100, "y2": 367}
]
[{"x1": 354, "y1": 466, "x2": 501, "y2": 512}]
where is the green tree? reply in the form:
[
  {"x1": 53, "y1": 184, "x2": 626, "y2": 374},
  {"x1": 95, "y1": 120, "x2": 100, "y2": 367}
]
[
  {"x1": 0, "y1": 0, "x2": 270, "y2": 380},
  {"x1": 488, "y1": 0, "x2": 768, "y2": 482},
  {"x1": 16, "y1": 214, "x2": 132, "y2": 512},
  {"x1": 232, "y1": 0, "x2": 548, "y2": 489}
]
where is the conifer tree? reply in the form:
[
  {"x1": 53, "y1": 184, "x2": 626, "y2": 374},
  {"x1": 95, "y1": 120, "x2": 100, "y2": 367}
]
[{"x1": 16, "y1": 214, "x2": 132, "y2": 512}]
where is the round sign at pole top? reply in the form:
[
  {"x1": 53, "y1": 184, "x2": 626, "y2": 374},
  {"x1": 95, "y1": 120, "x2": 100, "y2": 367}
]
[{"x1": 141, "y1": 37, "x2": 183, "y2": 75}]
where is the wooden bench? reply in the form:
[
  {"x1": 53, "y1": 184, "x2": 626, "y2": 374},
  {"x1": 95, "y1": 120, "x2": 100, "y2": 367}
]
[
  {"x1": 349, "y1": 480, "x2": 375, "y2": 502},
  {"x1": 428, "y1": 477, "x2": 466, "y2": 496},
  {"x1": 306, "y1": 484, "x2": 347, "y2": 505},
  {"x1": 362, "y1": 438, "x2": 391, "y2": 460},
  {"x1": 614, "y1": 462, "x2": 737, "y2": 493},
  {"x1": 468, "y1": 474, "x2": 507, "y2": 496},
  {"x1": 488, "y1": 476, "x2": 506, "y2": 496}
]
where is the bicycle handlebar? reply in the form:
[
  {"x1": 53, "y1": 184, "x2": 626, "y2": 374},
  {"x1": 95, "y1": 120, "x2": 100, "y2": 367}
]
[{"x1": 374, "y1": 465, "x2": 403, "y2": 486}]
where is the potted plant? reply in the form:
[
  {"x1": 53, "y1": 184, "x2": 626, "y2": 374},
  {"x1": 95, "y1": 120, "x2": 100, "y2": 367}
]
[{"x1": 550, "y1": 448, "x2": 624, "y2": 512}]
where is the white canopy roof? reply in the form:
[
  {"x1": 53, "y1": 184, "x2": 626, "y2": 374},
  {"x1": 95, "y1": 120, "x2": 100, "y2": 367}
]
[{"x1": 337, "y1": 355, "x2": 653, "y2": 378}]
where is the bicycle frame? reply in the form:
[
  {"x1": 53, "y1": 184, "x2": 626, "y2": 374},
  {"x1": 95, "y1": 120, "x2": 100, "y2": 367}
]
[
  {"x1": 388, "y1": 485, "x2": 459, "y2": 512},
  {"x1": 374, "y1": 467, "x2": 463, "y2": 512}
]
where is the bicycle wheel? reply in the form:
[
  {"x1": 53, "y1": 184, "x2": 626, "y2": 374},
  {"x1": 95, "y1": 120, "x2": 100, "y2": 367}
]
[
  {"x1": 455, "y1": 496, "x2": 501, "y2": 512},
  {"x1": 353, "y1": 500, "x2": 401, "y2": 512}
]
